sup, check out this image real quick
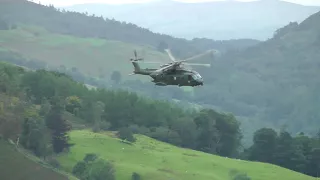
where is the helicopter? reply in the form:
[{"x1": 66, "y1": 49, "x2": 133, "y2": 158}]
[{"x1": 129, "y1": 49, "x2": 213, "y2": 87}]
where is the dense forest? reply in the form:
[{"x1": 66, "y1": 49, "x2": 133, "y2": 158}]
[
  {"x1": 1, "y1": 62, "x2": 319, "y2": 178},
  {"x1": 191, "y1": 11, "x2": 320, "y2": 138},
  {"x1": 243, "y1": 128, "x2": 320, "y2": 177},
  {"x1": 0, "y1": 62, "x2": 242, "y2": 158}
]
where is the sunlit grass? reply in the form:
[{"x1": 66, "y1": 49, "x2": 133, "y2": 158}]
[{"x1": 57, "y1": 130, "x2": 317, "y2": 180}]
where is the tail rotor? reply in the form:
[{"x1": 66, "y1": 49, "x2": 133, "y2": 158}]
[{"x1": 131, "y1": 50, "x2": 143, "y2": 62}]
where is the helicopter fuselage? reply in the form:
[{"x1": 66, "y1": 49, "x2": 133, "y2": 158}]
[
  {"x1": 130, "y1": 58, "x2": 204, "y2": 87},
  {"x1": 150, "y1": 69, "x2": 203, "y2": 87}
]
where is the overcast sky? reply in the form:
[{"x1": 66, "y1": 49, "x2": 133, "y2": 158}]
[{"x1": 32, "y1": 0, "x2": 320, "y2": 7}]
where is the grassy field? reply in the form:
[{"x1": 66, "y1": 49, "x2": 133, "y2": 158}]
[
  {"x1": 0, "y1": 25, "x2": 170, "y2": 82},
  {"x1": 0, "y1": 139, "x2": 76, "y2": 180},
  {"x1": 57, "y1": 130, "x2": 317, "y2": 180}
]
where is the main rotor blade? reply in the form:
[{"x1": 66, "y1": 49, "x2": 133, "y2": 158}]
[
  {"x1": 180, "y1": 49, "x2": 215, "y2": 62},
  {"x1": 184, "y1": 63, "x2": 211, "y2": 67},
  {"x1": 164, "y1": 49, "x2": 176, "y2": 62},
  {"x1": 137, "y1": 61, "x2": 162, "y2": 64},
  {"x1": 134, "y1": 50, "x2": 137, "y2": 59}
]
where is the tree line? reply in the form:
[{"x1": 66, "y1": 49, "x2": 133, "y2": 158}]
[
  {"x1": 242, "y1": 128, "x2": 320, "y2": 177},
  {"x1": 1, "y1": 61, "x2": 319, "y2": 178},
  {"x1": 0, "y1": 62, "x2": 242, "y2": 159}
]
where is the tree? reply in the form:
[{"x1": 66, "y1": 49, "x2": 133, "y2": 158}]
[
  {"x1": 45, "y1": 96, "x2": 72, "y2": 153},
  {"x1": 171, "y1": 117, "x2": 198, "y2": 149},
  {"x1": 65, "y1": 95, "x2": 82, "y2": 115},
  {"x1": 89, "y1": 159, "x2": 115, "y2": 180},
  {"x1": 194, "y1": 110, "x2": 220, "y2": 154},
  {"x1": 84, "y1": 153, "x2": 98, "y2": 163},
  {"x1": 132, "y1": 172, "x2": 141, "y2": 180},
  {"x1": 20, "y1": 117, "x2": 51, "y2": 157},
  {"x1": 157, "y1": 41, "x2": 168, "y2": 52},
  {"x1": 92, "y1": 101, "x2": 105, "y2": 132},
  {"x1": 110, "y1": 71, "x2": 122, "y2": 84},
  {"x1": 117, "y1": 127, "x2": 135, "y2": 143},
  {"x1": 248, "y1": 128, "x2": 277, "y2": 163},
  {"x1": 72, "y1": 154, "x2": 115, "y2": 180},
  {"x1": 72, "y1": 161, "x2": 87, "y2": 178}
]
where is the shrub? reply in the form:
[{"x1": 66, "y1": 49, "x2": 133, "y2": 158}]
[
  {"x1": 47, "y1": 158, "x2": 60, "y2": 169},
  {"x1": 72, "y1": 161, "x2": 87, "y2": 178},
  {"x1": 132, "y1": 172, "x2": 141, "y2": 180},
  {"x1": 117, "y1": 127, "x2": 136, "y2": 143},
  {"x1": 83, "y1": 153, "x2": 98, "y2": 162}
]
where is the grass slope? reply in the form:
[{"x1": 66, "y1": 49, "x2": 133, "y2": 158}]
[
  {"x1": 57, "y1": 130, "x2": 317, "y2": 180},
  {"x1": 0, "y1": 25, "x2": 170, "y2": 82},
  {"x1": 0, "y1": 140, "x2": 75, "y2": 180}
]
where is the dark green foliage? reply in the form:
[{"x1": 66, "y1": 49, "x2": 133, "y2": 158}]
[
  {"x1": 84, "y1": 153, "x2": 98, "y2": 163},
  {"x1": 193, "y1": 109, "x2": 242, "y2": 157},
  {"x1": 47, "y1": 158, "x2": 60, "y2": 169},
  {"x1": 229, "y1": 169, "x2": 251, "y2": 180},
  {"x1": 131, "y1": 172, "x2": 141, "y2": 180},
  {"x1": 20, "y1": 117, "x2": 50, "y2": 157},
  {"x1": 247, "y1": 128, "x2": 278, "y2": 163},
  {"x1": 233, "y1": 173, "x2": 251, "y2": 180},
  {"x1": 0, "y1": 61, "x2": 23, "y2": 95},
  {"x1": 110, "y1": 71, "x2": 122, "y2": 84},
  {"x1": 72, "y1": 161, "x2": 87, "y2": 178},
  {"x1": 1, "y1": 59, "x2": 243, "y2": 158},
  {"x1": 45, "y1": 96, "x2": 72, "y2": 153},
  {"x1": 72, "y1": 154, "x2": 115, "y2": 180},
  {"x1": 117, "y1": 127, "x2": 136, "y2": 143},
  {"x1": 244, "y1": 128, "x2": 320, "y2": 177}
]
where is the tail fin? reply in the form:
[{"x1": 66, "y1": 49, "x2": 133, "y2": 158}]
[{"x1": 131, "y1": 60, "x2": 141, "y2": 73}]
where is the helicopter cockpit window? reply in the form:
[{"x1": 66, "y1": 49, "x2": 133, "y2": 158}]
[{"x1": 192, "y1": 73, "x2": 201, "y2": 80}]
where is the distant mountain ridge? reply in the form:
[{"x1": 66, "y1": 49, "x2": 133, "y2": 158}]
[{"x1": 64, "y1": 0, "x2": 320, "y2": 40}]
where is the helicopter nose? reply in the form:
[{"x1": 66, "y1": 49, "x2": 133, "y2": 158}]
[{"x1": 197, "y1": 79, "x2": 203, "y2": 86}]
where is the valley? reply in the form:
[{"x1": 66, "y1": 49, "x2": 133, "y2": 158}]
[{"x1": 1, "y1": 1, "x2": 320, "y2": 179}]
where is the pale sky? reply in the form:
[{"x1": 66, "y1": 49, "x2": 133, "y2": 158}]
[{"x1": 31, "y1": 0, "x2": 320, "y2": 7}]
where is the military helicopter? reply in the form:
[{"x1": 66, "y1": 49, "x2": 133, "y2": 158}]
[{"x1": 129, "y1": 49, "x2": 213, "y2": 87}]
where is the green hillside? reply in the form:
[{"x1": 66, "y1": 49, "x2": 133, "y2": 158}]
[
  {"x1": 57, "y1": 129, "x2": 317, "y2": 180},
  {"x1": 1, "y1": 49, "x2": 319, "y2": 179},
  {"x1": 0, "y1": 140, "x2": 75, "y2": 180},
  {"x1": 192, "y1": 11, "x2": 320, "y2": 136},
  {"x1": 0, "y1": 0, "x2": 259, "y2": 59},
  {"x1": 0, "y1": 25, "x2": 169, "y2": 81}
]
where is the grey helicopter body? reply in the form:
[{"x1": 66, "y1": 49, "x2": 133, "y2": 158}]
[{"x1": 129, "y1": 49, "x2": 213, "y2": 87}]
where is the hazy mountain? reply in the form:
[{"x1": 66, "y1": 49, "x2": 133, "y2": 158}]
[
  {"x1": 194, "y1": 9, "x2": 320, "y2": 138},
  {"x1": 64, "y1": 0, "x2": 320, "y2": 40}
]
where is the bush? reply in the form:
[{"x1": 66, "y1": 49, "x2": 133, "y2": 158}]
[
  {"x1": 229, "y1": 169, "x2": 251, "y2": 180},
  {"x1": 132, "y1": 172, "x2": 141, "y2": 180},
  {"x1": 47, "y1": 158, "x2": 60, "y2": 169},
  {"x1": 100, "y1": 121, "x2": 111, "y2": 131},
  {"x1": 84, "y1": 153, "x2": 98, "y2": 162},
  {"x1": 117, "y1": 127, "x2": 136, "y2": 143},
  {"x1": 233, "y1": 173, "x2": 251, "y2": 180},
  {"x1": 72, "y1": 161, "x2": 87, "y2": 178},
  {"x1": 92, "y1": 125, "x2": 100, "y2": 133}
]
